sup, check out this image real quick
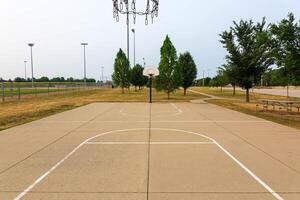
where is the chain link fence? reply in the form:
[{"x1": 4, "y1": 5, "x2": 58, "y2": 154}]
[{"x1": 0, "y1": 82, "x2": 104, "y2": 102}]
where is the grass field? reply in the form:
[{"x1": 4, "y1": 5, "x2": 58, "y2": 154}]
[
  {"x1": 0, "y1": 88, "x2": 207, "y2": 131},
  {"x1": 191, "y1": 87, "x2": 300, "y2": 130}
]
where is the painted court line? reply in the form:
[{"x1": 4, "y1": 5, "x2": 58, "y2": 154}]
[
  {"x1": 85, "y1": 141, "x2": 215, "y2": 145},
  {"x1": 14, "y1": 128, "x2": 284, "y2": 200}
]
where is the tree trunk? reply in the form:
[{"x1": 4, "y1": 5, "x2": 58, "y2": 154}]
[
  {"x1": 135, "y1": 86, "x2": 137, "y2": 92},
  {"x1": 233, "y1": 84, "x2": 236, "y2": 96},
  {"x1": 287, "y1": 84, "x2": 289, "y2": 98},
  {"x1": 167, "y1": 92, "x2": 170, "y2": 99},
  {"x1": 122, "y1": 87, "x2": 124, "y2": 94},
  {"x1": 221, "y1": 86, "x2": 223, "y2": 92},
  {"x1": 184, "y1": 89, "x2": 187, "y2": 96},
  {"x1": 246, "y1": 88, "x2": 250, "y2": 103}
]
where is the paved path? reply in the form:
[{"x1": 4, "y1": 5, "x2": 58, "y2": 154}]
[
  {"x1": 0, "y1": 102, "x2": 300, "y2": 200},
  {"x1": 253, "y1": 88, "x2": 300, "y2": 98}
]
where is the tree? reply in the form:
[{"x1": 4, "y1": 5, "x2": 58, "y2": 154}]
[
  {"x1": 215, "y1": 69, "x2": 230, "y2": 92},
  {"x1": 112, "y1": 49, "x2": 131, "y2": 93},
  {"x1": 177, "y1": 52, "x2": 198, "y2": 95},
  {"x1": 130, "y1": 64, "x2": 148, "y2": 91},
  {"x1": 220, "y1": 18, "x2": 274, "y2": 102},
  {"x1": 155, "y1": 35, "x2": 181, "y2": 99},
  {"x1": 221, "y1": 64, "x2": 239, "y2": 95},
  {"x1": 270, "y1": 13, "x2": 300, "y2": 97}
]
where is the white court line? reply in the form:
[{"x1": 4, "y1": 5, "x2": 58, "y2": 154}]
[
  {"x1": 119, "y1": 103, "x2": 183, "y2": 117},
  {"x1": 36, "y1": 120, "x2": 269, "y2": 124},
  {"x1": 14, "y1": 128, "x2": 284, "y2": 200},
  {"x1": 170, "y1": 103, "x2": 183, "y2": 113},
  {"x1": 85, "y1": 141, "x2": 215, "y2": 145}
]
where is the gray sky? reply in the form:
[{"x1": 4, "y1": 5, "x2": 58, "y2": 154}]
[{"x1": 0, "y1": 0, "x2": 299, "y2": 80}]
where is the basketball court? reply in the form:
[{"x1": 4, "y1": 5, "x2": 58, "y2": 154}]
[{"x1": 0, "y1": 102, "x2": 300, "y2": 200}]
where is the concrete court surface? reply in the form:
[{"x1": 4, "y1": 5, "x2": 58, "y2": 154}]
[{"x1": 0, "y1": 102, "x2": 300, "y2": 200}]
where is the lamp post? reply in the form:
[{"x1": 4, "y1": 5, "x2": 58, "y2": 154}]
[
  {"x1": 24, "y1": 61, "x2": 27, "y2": 80},
  {"x1": 28, "y1": 43, "x2": 34, "y2": 88},
  {"x1": 101, "y1": 66, "x2": 104, "y2": 84},
  {"x1": 131, "y1": 28, "x2": 136, "y2": 67},
  {"x1": 81, "y1": 43, "x2": 88, "y2": 86}
]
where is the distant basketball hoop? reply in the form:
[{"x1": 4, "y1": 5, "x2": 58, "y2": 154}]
[
  {"x1": 143, "y1": 67, "x2": 159, "y2": 77},
  {"x1": 143, "y1": 67, "x2": 159, "y2": 103}
]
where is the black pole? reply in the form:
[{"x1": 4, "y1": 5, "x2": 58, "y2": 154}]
[{"x1": 149, "y1": 75, "x2": 152, "y2": 103}]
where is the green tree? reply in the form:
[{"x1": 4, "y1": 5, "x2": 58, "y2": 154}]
[
  {"x1": 271, "y1": 13, "x2": 300, "y2": 97},
  {"x1": 221, "y1": 64, "x2": 239, "y2": 95},
  {"x1": 155, "y1": 35, "x2": 181, "y2": 99},
  {"x1": 112, "y1": 49, "x2": 131, "y2": 93},
  {"x1": 215, "y1": 69, "x2": 230, "y2": 92},
  {"x1": 177, "y1": 52, "x2": 198, "y2": 95},
  {"x1": 130, "y1": 64, "x2": 148, "y2": 91},
  {"x1": 220, "y1": 18, "x2": 274, "y2": 102}
]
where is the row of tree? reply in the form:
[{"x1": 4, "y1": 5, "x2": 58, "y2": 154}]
[
  {"x1": 217, "y1": 13, "x2": 300, "y2": 102},
  {"x1": 112, "y1": 35, "x2": 198, "y2": 98},
  {"x1": 1, "y1": 77, "x2": 97, "y2": 83}
]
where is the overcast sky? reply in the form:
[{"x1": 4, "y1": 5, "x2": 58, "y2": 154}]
[{"x1": 0, "y1": 0, "x2": 299, "y2": 80}]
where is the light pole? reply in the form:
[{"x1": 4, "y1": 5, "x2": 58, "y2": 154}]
[
  {"x1": 101, "y1": 66, "x2": 104, "y2": 83},
  {"x1": 131, "y1": 28, "x2": 136, "y2": 67},
  {"x1": 28, "y1": 43, "x2": 34, "y2": 88},
  {"x1": 202, "y1": 70, "x2": 205, "y2": 87},
  {"x1": 24, "y1": 61, "x2": 27, "y2": 80},
  {"x1": 81, "y1": 43, "x2": 88, "y2": 86}
]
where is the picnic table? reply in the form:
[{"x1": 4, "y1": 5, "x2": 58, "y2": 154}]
[{"x1": 257, "y1": 99, "x2": 300, "y2": 113}]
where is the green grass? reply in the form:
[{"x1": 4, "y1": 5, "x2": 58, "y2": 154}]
[{"x1": 192, "y1": 87, "x2": 300, "y2": 130}]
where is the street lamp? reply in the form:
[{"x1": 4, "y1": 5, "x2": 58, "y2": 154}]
[
  {"x1": 24, "y1": 61, "x2": 27, "y2": 80},
  {"x1": 101, "y1": 66, "x2": 104, "y2": 84},
  {"x1": 28, "y1": 43, "x2": 34, "y2": 87},
  {"x1": 131, "y1": 28, "x2": 136, "y2": 67},
  {"x1": 81, "y1": 43, "x2": 88, "y2": 86}
]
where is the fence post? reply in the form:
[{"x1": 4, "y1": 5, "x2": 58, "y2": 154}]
[
  {"x1": 18, "y1": 84, "x2": 21, "y2": 100},
  {"x1": 1, "y1": 83, "x2": 4, "y2": 102},
  {"x1": 35, "y1": 85, "x2": 37, "y2": 97},
  {"x1": 10, "y1": 82, "x2": 13, "y2": 98},
  {"x1": 48, "y1": 83, "x2": 50, "y2": 95}
]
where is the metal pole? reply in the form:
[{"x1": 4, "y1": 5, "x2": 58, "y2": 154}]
[
  {"x1": 24, "y1": 61, "x2": 27, "y2": 80},
  {"x1": 126, "y1": 1, "x2": 130, "y2": 60},
  {"x1": 143, "y1": 57, "x2": 146, "y2": 68},
  {"x1": 101, "y1": 67, "x2": 104, "y2": 83},
  {"x1": 202, "y1": 70, "x2": 205, "y2": 87},
  {"x1": 83, "y1": 45, "x2": 87, "y2": 86},
  {"x1": 149, "y1": 75, "x2": 153, "y2": 103},
  {"x1": 29, "y1": 45, "x2": 34, "y2": 88},
  {"x1": 132, "y1": 29, "x2": 136, "y2": 67}
]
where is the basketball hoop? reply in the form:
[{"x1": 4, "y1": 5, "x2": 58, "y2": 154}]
[
  {"x1": 112, "y1": 0, "x2": 159, "y2": 25},
  {"x1": 143, "y1": 67, "x2": 159, "y2": 77},
  {"x1": 142, "y1": 67, "x2": 159, "y2": 103}
]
